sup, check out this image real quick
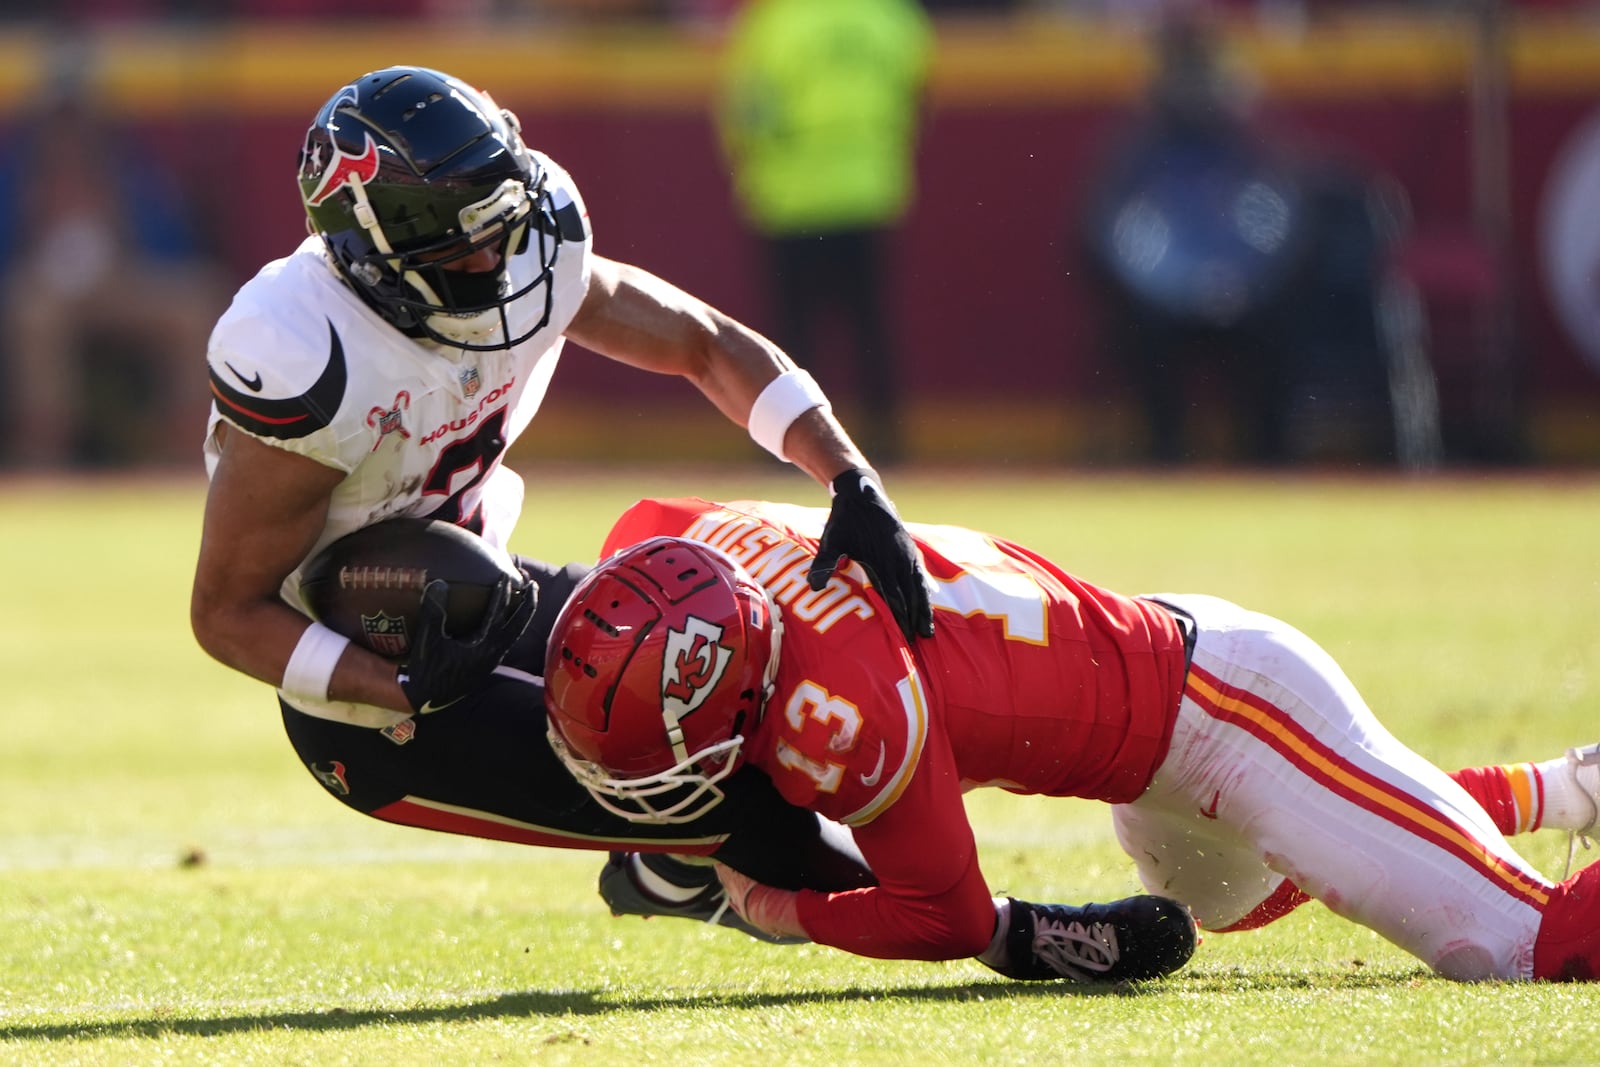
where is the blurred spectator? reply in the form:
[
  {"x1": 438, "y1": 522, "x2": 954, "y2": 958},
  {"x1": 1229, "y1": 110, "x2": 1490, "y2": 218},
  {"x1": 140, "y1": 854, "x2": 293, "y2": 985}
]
[
  {"x1": 0, "y1": 66, "x2": 227, "y2": 470},
  {"x1": 715, "y1": 0, "x2": 932, "y2": 463},
  {"x1": 1077, "y1": 11, "x2": 1435, "y2": 465}
]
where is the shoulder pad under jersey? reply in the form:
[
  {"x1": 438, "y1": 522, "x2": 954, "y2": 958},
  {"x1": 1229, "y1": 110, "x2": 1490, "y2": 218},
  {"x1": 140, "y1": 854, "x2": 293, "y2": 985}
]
[{"x1": 209, "y1": 316, "x2": 349, "y2": 441}]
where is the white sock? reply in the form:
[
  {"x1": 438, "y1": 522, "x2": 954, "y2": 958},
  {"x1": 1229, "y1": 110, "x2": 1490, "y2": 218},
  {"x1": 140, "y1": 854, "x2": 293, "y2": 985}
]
[
  {"x1": 1533, "y1": 752, "x2": 1600, "y2": 833},
  {"x1": 976, "y1": 898, "x2": 1012, "y2": 969}
]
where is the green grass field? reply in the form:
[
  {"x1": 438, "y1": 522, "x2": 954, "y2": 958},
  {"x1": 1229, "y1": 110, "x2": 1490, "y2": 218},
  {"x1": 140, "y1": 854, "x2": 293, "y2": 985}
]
[{"x1": 3, "y1": 466, "x2": 1599, "y2": 1066}]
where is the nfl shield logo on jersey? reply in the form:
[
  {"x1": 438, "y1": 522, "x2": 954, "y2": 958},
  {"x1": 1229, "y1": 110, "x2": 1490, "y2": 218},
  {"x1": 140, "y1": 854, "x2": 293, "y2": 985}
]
[
  {"x1": 460, "y1": 366, "x2": 481, "y2": 398},
  {"x1": 381, "y1": 718, "x2": 417, "y2": 745},
  {"x1": 362, "y1": 611, "x2": 409, "y2": 657}
]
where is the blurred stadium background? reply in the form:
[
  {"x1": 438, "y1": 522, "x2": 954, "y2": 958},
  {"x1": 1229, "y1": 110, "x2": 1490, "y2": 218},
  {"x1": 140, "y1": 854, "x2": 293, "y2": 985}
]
[{"x1": 0, "y1": 0, "x2": 1597, "y2": 471}]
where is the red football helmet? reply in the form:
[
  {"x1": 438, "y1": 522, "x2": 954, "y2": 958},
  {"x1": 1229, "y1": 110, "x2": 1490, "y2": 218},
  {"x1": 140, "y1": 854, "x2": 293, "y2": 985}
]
[{"x1": 544, "y1": 537, "x2": 783, "y2": 824}]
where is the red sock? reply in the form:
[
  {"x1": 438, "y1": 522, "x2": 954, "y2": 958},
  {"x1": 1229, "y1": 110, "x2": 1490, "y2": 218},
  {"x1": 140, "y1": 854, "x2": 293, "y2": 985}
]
[{"x1": 1449, "y1": 764, "x2": 1544, "y2": 836}]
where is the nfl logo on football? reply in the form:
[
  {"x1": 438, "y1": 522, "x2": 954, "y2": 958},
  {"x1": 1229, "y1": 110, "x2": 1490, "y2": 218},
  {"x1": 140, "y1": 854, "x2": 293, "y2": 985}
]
[{"x1": 362, "y1": 611, "x2": 409, "y2": 657}]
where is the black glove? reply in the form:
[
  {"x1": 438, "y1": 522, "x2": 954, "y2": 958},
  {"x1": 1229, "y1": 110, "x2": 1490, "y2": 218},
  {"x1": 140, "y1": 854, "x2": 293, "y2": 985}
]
[
  {"x1": 806, "y1": 468, "x2": 934, "y2": 641},
  {"x1": 397, "y1": 575, "x2": 536, "y2": 714}
]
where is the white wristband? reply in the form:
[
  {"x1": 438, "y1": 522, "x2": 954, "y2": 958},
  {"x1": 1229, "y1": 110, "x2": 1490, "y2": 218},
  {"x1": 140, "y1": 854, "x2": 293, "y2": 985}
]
[
  {"x1": 748, "y1": 369, "x2": 830, "y2": 462},
  {"x1": 281, "y1": 621, "x2": 352, "y2": 704}
]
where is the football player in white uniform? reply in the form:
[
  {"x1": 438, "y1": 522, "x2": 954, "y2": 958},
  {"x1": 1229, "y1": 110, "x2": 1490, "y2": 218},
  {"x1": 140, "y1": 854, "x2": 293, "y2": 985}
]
[{"x1": 189, "y1": 66, "x2": 933, "y2": 935}]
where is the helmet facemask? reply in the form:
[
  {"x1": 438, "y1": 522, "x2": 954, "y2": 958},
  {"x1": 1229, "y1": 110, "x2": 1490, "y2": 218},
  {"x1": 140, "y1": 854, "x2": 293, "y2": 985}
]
[
  {"x1": 342, "y1": 174, "x2": 557, "y2": 351},
  {"x1": 547, "y1": 724, "x2": 745, "y2": 825}
]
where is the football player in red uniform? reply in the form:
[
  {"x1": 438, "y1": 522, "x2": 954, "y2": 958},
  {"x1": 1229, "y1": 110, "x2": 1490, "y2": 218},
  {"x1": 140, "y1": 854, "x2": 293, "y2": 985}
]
[
  {"x1": 189, "y1": 67, "x2": 933, "y2": 934},
  {"x1": 545, "y1": 497, "x2": 1600, "y2": 981}
]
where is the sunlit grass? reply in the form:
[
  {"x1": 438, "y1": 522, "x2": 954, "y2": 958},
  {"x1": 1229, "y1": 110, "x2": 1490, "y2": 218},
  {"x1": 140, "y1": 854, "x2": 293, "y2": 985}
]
[{"x1": 3, "y1": 468, "x2": 1598, "y2": 1065}]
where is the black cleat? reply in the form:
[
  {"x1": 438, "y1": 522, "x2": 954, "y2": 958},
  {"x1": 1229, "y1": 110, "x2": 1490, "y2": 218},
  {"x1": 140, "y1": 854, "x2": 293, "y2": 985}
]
[
  {"x1": 987, "y1": 895, "x2": 1197, "y2": 983},
  {"x1": 596, "y1": 852, "x2": 809, "y2": 945}
]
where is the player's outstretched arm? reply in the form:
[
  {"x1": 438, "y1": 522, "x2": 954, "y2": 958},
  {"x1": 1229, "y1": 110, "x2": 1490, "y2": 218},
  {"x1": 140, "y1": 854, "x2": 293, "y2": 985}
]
[
  {"x1": 567, "y1": 256, "x2": 933, "y2": 640},
  {"x1": 714, "y1": 864, "x2": 1197, "y2": 984}
]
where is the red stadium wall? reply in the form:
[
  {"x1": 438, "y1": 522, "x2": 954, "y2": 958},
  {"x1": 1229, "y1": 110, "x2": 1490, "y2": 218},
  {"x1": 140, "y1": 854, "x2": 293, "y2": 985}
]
[{"x1": 4, "y1": 14, "x2": 1597, "y2": 464}]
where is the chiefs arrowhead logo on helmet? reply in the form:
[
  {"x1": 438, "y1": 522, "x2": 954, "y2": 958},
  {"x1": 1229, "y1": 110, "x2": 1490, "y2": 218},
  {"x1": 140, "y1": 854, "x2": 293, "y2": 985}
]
[{"x1": 661, "y1": 617, "x2": 734, "y2": 715}]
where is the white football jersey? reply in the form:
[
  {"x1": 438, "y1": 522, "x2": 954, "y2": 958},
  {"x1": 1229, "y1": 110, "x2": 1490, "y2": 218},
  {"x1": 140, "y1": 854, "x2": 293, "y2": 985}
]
[{"x1": 204, "y1": 151, "x2": 592, "y2": 725}]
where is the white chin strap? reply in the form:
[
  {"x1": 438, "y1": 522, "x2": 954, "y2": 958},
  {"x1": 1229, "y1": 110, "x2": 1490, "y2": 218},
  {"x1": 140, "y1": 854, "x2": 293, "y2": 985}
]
[{"x1": 424, "y1": 306, "x2": 504, "y2": 345}]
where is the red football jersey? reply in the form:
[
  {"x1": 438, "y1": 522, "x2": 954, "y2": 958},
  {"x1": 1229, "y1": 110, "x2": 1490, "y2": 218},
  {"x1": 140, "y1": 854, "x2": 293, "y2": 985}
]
[{"x1": 601, "y1": 498, "x2": 1189, "y2": 959}]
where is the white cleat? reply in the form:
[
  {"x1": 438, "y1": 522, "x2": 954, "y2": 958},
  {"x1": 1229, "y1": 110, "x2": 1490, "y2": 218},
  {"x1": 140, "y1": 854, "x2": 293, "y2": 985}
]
[{"x1": 1564, "y1": 742, "x2": 1600, "y2": 875}]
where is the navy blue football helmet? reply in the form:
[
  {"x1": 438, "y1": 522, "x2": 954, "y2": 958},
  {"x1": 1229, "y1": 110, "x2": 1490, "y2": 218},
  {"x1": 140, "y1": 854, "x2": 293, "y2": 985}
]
[{"x1": 298, "y1": 66, "x2": 560, "y2": 351}]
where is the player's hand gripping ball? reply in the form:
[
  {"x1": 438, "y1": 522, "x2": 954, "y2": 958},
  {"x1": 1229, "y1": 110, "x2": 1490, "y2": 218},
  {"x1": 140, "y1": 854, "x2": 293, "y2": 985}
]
[{"x1": 298, "y1": 518, "x2": 523, "y2": 660}]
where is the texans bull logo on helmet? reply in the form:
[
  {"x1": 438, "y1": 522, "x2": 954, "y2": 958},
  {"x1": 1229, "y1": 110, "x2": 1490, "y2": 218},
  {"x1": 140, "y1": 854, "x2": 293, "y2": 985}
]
[{"x1": 302, "y1": 128, "x2": 381, "y2": 207}]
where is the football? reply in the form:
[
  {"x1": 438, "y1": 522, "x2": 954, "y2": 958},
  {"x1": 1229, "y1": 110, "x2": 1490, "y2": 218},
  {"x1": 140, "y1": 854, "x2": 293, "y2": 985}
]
[{"x1": 298, "y1": 518, "x2": 522, "y2": 660}]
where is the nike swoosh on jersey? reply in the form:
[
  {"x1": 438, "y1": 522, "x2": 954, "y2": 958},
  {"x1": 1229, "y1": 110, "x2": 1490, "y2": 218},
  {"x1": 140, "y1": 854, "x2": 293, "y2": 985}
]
[
  {"x1": 859, "y1": 741, "x2": 888, "y2": 788},
  {"x1": 224, "y1": 362, "x2": 264, "y2": 391},
  {"x1": 209, "y1": 319, "x2": 349, "y2": 440}
]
